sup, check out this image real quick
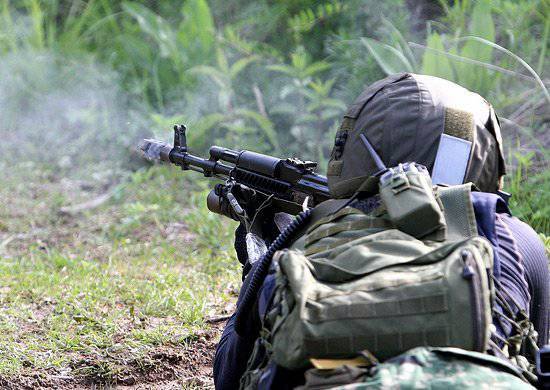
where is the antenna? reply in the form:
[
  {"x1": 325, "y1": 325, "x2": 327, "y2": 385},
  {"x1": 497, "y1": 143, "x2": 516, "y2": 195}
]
[{"x1": 359, "y1": 133, "x2": 386, "y2": 172}]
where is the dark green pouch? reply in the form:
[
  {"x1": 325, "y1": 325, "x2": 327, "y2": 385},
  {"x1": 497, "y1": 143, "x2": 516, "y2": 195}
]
[{"x1": 379, "y1": 163, "x2": 446, "y2": 239}]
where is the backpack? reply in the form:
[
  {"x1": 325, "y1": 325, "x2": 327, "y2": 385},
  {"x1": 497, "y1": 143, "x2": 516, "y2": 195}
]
[
  {"x1": 239, "y1": 183, "x2": 534, "y2": 389},
  {"x1": 268, "y1": 183, "x2": 493, "y2": 369}
]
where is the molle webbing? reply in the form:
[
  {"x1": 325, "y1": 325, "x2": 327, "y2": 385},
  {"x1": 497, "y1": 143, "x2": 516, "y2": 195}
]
[
  {"x1": 268, "y1": 183, "x2": 494, "y2": 369},
  {"x1": 303, "y1": 328, "x2": 451, "y2": 358},
  {"x1": 306, "y1": 184, "x2": 477, "y2": 251},
  {"x1": 307, "y1": 206, "x2": 365, "y2": 234},
  {"x1": 304, "y1": 207, "x2": 392, "y2": 256},
  {"x1": 304, "y1": 217, "x2": 390, "y2": 250},
  {"x1": 306, "y1": 199, "x2": 352, "y2": 232},
  {"x1": 304, "y1": 293, "x2": 448, "y2": 323},
  {"x1": 304, "y1": 228, "x2": 388, "y2": 256}
]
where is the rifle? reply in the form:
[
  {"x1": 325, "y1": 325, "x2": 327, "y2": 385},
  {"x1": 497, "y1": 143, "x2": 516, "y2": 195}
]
[{"x1": 139, "y1": 125, "x2": 330, "y2": 228}]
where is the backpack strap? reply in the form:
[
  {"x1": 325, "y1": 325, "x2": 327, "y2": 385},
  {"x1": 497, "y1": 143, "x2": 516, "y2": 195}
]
[
  {"x1": 438, "y1": 183, "x2": 478, "y2": 241},
  {"x1": 308, "y1": 183, "x2": 479, "y2": 245},
  {"x1": 306, "y1": 182, "x2": 479, "y2": 245}
]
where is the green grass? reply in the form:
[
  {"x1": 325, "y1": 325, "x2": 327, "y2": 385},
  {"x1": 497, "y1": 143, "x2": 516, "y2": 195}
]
[
  {"x1": 0, "y1": 164, "x2": 240, "y2": 387},
  {"x1": 0, "y1": 160, "x2": 548, "y2": 387},
  {"x1": 504, "y1": 153, "x2": 550, "y2": 236}
]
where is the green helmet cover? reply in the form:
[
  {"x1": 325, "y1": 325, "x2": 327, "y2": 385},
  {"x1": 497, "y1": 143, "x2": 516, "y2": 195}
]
[{"x1": 327, "y1": 73, "x2": 506, "y2": 198}]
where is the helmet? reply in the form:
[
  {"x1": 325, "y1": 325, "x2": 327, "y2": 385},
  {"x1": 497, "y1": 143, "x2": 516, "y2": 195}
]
[{"x1": 327, "y1": 73, "x2": 505, "y2": 198}]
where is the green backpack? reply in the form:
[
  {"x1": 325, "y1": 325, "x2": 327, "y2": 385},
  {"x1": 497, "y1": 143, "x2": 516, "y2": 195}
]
[
  {"x1": 240, "y1": 183, "x2": 535, "y2": 389},
  {"x1": 266, "y1": 184, "x2": 494, "y2": 370}
]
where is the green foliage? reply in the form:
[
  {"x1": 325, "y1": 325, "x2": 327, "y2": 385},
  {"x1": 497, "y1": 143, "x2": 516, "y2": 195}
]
[
  {"x1": 357, "y1": 2, "x2": 548, "y2": 232},
  {"x1": 361, "y1": 0, "x2": 548, "y2": 109},
  {"x1": 288, "y1": 1, "x2": 348, "y2": 39},
  {"x1": 505, "y1": 153, "x2": 550, "y2": 235},
  {"x1": 1, "y1": 0, "x2": 547, "y2": 231},
  {"x1": 453, "y1": 0, "x2": 496, "y2": 92}
]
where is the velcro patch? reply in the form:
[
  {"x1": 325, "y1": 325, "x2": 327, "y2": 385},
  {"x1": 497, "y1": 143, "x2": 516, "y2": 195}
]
[{"x1": 444, "y1": 107, "x2": 474, "y2": 141}]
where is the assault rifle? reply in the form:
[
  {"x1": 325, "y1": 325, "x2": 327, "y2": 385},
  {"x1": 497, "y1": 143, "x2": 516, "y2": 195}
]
[{"x1": 139, "y1": 125, "x2": 330, "y2": 228}]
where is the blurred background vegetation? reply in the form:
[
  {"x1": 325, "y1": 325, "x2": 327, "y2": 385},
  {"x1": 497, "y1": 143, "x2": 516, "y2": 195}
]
[
  {"x1": 0, "y1": 0, "x2": 547, "y2": 386},
  {"x1": 0, "y1": 0, "x2": 547, "y2": 232}
]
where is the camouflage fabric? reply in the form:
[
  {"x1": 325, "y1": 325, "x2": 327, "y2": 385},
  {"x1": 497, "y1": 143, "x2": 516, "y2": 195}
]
[{"x1": 330, "y1": 347, "x2": 534, "y2": 390}]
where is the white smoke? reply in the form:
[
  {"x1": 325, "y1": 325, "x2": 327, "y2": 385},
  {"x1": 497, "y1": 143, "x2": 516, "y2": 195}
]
[{"x1": 0, "y1": 50, "x2": 149, "y2": 178}]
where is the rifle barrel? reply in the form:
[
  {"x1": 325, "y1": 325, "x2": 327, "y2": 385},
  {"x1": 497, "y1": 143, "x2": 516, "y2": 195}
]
[
  {"x1": 139, "y1": 138, "x2": 330, "y2": 208},
  {"x1": 140, "y1": 139, "x2": 234, "y2": 177}
]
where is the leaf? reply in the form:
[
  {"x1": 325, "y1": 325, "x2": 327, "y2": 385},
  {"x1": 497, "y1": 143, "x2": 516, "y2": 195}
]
[
  {"x1": 188, "y1": 65, "x2": 227, "y2": 89},
  {"x1": 308, "y1": 78, "x2": 336, "y2": 97},
  {"x1": 382, "y1": 17, "x2": 418, "y2": 70},
  {"x1": 470, "y1": 0, "x2": 495, "y2": 44},
  {"x1": 303, "y1": 61, "x2": 331, "y2": 77},
  {"x1": 229, "y1": 56, "x2": 259, "y2": 79},
  {"x1": 320, "y1": 98, "x2": 347, "y2": 110},
  {"x1": 191, "y1": 113, "x2": 228, "y2": 150},
  {"x1": 420, "y1": 33, "x2": 454, "y2": 80},
  {"x1": 266, "y1": 64, "x2": 296, "y2": 77},
  {"x1": 62, "y1": 0, "x2": 101, "y2": 44},
  {"x1": 537, "y1": 18, "x2": 549, "y2": 76},
  {"x1": 290, "y1": 47, "x2": 309, "y2": 71},
  {"x1": 458, "y1": 36, "x2": 550, "y2": 105},
  {"x1": 27, "y1": 0, "x2": 45, "y2": 49},
  {"x1": 216, "y1": 45, "x2": 229, "y2": 74},
  {"x1": 123, "y1": 2, "x2": 177, "y2": 59},
  {"x1": 235, "y1": 109, "x2": 279, "y2": 152},
  {"x1": 0, "y1": 2, "x2": 17, "y2": 52},
  {"x1": 457, "y1": 0, "x2": 495, "y2": 91},
  {"x1": 178, "y1": 0, "x2": 215, "y2": 61},
  {"x1": 361, "y1": 38, "x2": 413, "y2": 75},
  {"x1": 223, "y1": 25, "x2": 255, "y2": 54}
]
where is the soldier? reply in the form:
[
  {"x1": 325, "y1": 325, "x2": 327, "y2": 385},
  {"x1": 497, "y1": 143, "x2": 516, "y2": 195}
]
[{"x1": 214, "y1": 73, "x2": 549, "y2": 389}]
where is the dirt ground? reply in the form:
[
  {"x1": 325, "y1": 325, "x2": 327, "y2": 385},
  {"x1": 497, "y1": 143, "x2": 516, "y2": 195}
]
[
  {"x1": 0, "y1": 323, "x2": 224, "y2": 389},
  {"x1": 0, "y1": 166, "x2": 240, "y2": 389}
]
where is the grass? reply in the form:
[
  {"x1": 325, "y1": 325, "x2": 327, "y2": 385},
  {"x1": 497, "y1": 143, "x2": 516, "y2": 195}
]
[
  {"x1": 0, "y1": 157, "x2": 548, "y2": 388},
  {"x1": 0, "y1": 163, "x2": 240, "y2": 388},
  {"x1": 504, "y1": 153, "x2": 550, "y2": 236}
]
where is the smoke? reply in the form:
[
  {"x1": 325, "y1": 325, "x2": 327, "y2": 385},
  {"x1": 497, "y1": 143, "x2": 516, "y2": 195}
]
[{"x1": 0, "y1": 50, "x2": 148, "y2": 179}]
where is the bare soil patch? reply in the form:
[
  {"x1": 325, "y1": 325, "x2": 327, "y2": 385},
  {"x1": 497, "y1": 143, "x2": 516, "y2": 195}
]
[{"x1": 0, "y1": 324, "x2": 224, "y2": 389}]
